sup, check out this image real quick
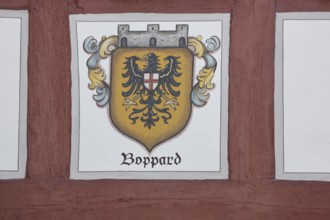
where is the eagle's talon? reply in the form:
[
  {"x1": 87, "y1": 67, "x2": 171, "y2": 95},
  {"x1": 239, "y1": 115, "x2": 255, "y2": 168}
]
[
  {"x1": 123, "y1": 98, "x2": 137, "y2": 110},
  {"x1": 164, "y1": 97, "x2": 179, "y2": 110}
]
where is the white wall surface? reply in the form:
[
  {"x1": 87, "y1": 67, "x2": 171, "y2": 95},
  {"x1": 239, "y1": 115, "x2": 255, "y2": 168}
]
[
  {"x1": 0, "y1": 10, "x2": 28, "y2": 179},
  {"x1": 276, "y1": 13, "x2": 330, "y2": 181}
]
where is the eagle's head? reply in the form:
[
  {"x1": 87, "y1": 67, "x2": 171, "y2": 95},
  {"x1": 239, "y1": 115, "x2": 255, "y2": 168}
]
[
  {"x1": 129, "y1": 56, "x2": 140, "y2": 62},
  {"x1": 141, "y1": 53, "x2": 159, "y2": 71},
  {"x1": 164, "y1": 55, "x2": 178, "y2": 61},
  {"x1": 142, "y1": 53, "x2": 158, "y2": 62}
]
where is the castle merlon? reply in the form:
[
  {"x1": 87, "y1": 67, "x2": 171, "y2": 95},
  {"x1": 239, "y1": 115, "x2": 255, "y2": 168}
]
[{"x1": 118, "y1": 24, "x2": 188, "y2": 48}]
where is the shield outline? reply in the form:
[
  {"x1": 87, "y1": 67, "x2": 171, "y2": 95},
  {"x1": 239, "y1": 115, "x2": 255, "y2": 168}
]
[{"x1": 109, "y1": 47, "x2": 194, "y2": 152}]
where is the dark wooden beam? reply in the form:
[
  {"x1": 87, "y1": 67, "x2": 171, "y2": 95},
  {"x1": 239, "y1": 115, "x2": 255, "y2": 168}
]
[
  {"x1": 0, "y1": 0, "x2": 28, "y2": 9},
  {"x1": 229, "y1": 0, "x2": 276, "y2": 180},
  {"x1": 76, "y1": 0, "x2": 235, "y2": 13},
  {"x1": 27, "y1": 0, "x2": 72, "y2": 177},
  {"x1": 1, "y1": 179, "x2": 330, "y2": 219},
  {"x1": 277, "y1": 0, "x2": 330, "y2": 12}
]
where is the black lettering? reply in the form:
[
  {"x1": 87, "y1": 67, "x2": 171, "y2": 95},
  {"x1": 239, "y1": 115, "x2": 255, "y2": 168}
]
[
  {"x1": 159, "y1": 157, "x2": 166, "y2": 165},
  {"x1": 151, "y1": 157, "x2": 159, "y2": 168},
  {"x1": 143, "y1": 157, "x2": 150, "y2": 168},
  {"x1": 121, "y1": 153, "x2": 134, "y2": 165},
  {"x1": 167, "y1": 156, "x2": 174, "y2": 165},
  {"x1": 120, "y1": 152, "x2": 182, "y2": 167},
  {"x1": 174, "y1": 153, "x2": 181, "y2": 165},
  {"x1": 135, "y1": 156, "x2": 142, "y2": 165}
]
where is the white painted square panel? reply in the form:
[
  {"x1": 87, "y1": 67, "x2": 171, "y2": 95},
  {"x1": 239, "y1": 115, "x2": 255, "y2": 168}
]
[
  {"x1": 0, "y1": 10, "x2": 28, "y2": 179},
  {"x1": 70, "y1": 13, "x2": 230, "y2": 179},
  {"x1": 276, "y1": 12, "x2": 330, "y2": 181}
]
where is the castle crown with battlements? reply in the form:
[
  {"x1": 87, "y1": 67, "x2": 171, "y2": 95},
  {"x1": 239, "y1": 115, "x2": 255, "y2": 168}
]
[{"x1": 118, "y1": 24, "x2": 188, "y2": 48}]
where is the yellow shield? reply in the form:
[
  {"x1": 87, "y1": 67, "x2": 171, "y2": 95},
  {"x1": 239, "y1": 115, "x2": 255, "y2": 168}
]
[{"x1": 110, "y1": 48, "x2": 193, "y2": 152}]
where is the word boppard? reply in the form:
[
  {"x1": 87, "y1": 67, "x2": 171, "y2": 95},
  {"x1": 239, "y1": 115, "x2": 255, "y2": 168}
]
[{"x1": 121, "y1": 152, "x2": 182, "y2": 168}]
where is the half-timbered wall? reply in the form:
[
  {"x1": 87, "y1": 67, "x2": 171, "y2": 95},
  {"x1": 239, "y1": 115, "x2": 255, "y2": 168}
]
[{"x1": 1, "y1": 0, "x2": 330, "y2": 219}]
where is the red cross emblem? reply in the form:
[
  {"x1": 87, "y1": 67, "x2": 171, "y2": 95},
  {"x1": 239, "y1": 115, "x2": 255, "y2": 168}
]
[{"x1": 143, "y1": 73, "x2": 159, "y2": 90}]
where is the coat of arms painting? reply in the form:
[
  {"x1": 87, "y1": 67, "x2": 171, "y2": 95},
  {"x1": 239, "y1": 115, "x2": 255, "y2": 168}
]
[{"x1": 70, "y1": 14, "x2": 229, "y2": 179}]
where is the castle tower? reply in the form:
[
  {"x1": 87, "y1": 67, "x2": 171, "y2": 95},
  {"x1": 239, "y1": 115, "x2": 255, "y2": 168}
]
[{"x1": 118, "y1": 24, "x2": 188, "y2": 48}]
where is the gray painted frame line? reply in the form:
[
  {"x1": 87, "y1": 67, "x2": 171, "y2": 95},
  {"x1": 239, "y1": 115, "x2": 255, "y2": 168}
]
[
  {"x1": 70, "y1": 13, "x2": 230, "y2": 180},
  {"x1": 0, "y1": 16, "x2": 21, "y2": 173},
  {"x1": 275, "y1": 12, "x2": 330, "y2": 182},
  {"x1": 0, "y1": 10, "x2": 28, "y2": 179}
]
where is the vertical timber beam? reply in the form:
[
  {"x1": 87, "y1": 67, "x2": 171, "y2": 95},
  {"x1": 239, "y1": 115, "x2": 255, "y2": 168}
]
[
  {"x1": 27, "y1": 0, "x2": 75, "y2": 177},
  {"x1": 229, "y1": 0, "x2": 276, "y2": 180}
]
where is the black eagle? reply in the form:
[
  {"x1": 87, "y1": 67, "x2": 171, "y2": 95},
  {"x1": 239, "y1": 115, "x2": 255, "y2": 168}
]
[{"x1": 122, "y1": 52, "x2": 182, "y2": 129}]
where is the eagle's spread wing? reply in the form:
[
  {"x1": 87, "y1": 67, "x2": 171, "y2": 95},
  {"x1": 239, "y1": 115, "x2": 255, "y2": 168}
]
[
  {"x1": 158, "y1": 56, "x2": 181, "y2": 97},
  {"x1": 122, "y1": 56, "x2": 145, "y2": 97}
]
